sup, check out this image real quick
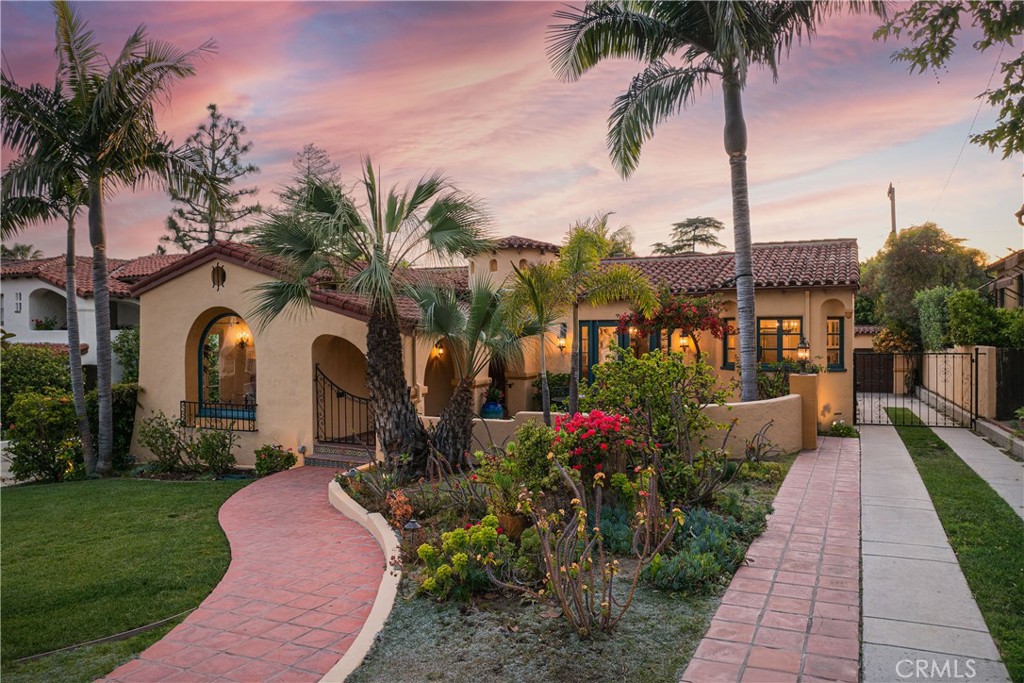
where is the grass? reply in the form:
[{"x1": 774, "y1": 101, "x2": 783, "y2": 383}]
[
  {"x1": 886, "y1": 408, "x2": 1024, "y2": 683},
  {"x1": 349, "y1": 455, "x2": 796, "y2": 682},
  {"x1": 1, "y1": 478, "x2": 249, "y2": 682}
]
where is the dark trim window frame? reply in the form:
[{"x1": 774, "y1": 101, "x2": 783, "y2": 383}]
[
  {"x1": 722, "y1": 317, "x2": 736, "y2": 369},
  {"x1": 757, "y1": 317, "x2": 803, "y2": 366},
  {"x1": 826, "y1": 316, "x2": 845, "y2": 371}
]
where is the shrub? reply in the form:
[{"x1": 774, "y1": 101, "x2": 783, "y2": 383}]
[
  {"x1": 998, "y1": 308, "x2": 1024, "y2": 348},
  {"x1": 737, "y1": 461, "x2": 785, "y2": 484},
  {"x1": 0, "y1": 345, "x2": 71, "y2": 418},
  {"x1": 556, "y1": 410, "x2": 633, "y2": 476},
  {"x1": 112, "y1": 326, "x2": 140, "y2": 383},
  {"x1": 533, "y1": 372, "x2": 570, "y2": 409},
  {"x1": 949, "y1": 289, "x2": 1002, "y2": 347},
  {"x1": 826, "y1": 420, "x2": 859, "y2": 438},
  {"x1": 6, "y1": 390, "x2": 82, "y2": 483},
  {"x1": 914, "y1": 286, "x2": 956, "y2": 350},
  {"x1": 253, "y1": 444, "x2": 297, "y2": 478},
  {"x1": 86, "y1": 383, "x2": 139, "y2": 470},
  {"x1": 416, "y1": 514, "x2": 517, "y2": 600},
  {"x1": 503, "y1": 420, "x2": 565, "y2": 493},
  {"x1": 136, "y1": 411, "x2": 237, "y2": 475}
]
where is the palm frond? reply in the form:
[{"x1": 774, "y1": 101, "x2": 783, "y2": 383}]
[
  {"x1": 247, "y1": 279, "x2": 313, "y2": 331},
  {"x1": 583, "y1": 263, "x2": 657, "y2": 314},
  {"x1": 52, "y1": 0, "x2": 103, "y2": 104}
]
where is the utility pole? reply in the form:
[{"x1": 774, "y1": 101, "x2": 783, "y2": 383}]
[{"x1": 887, "y1": 183, "x2": 896, "y2": 236}]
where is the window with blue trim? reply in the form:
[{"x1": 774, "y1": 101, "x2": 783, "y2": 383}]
[
  {"x1": 758, "y1": 317, "x2": 802, "y2": 364},
  {"x1": 722, "y1": 318, "x2": 736, "y2": 368},
  {"x1": 827, "y1": 317, "x2": 844, "y2": 370},
  {"x1": 198, "y1": 314, "x2": 256, "y2": 418}
]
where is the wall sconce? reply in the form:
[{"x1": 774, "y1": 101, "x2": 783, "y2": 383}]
[
  {"x1": 557, "y1": 323, "x2": 567, "y2": 353},
  {"x1": 236, "y1": 330, "x2": 250, "y2": 348},
  {"x1": 797, "y1": 336, "x2": 810, "y2": 373},
  {"x1": 680, "y1": 335, "x2": 692, "y2": 351},
  {"x1": 434, "y1": 340, "x2": 445, "y2": 358},
  {"x1": 628, "y1": 326, "x2": 638, "y2": 336}
]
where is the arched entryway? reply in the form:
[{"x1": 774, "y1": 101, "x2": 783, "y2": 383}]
[
  {"x1": 423, "y1": 339, "x2": 456, "y2": 417},
  {"x1": 311, "y1": 335, "x2": 373, "y2": 448},
  {"x1": 183, "y1": 309, "x2": 257, "y2": 430}
]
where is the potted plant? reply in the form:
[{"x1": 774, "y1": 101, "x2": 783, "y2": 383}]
[{"x1": 480, "y1": 386, "x2": 504, "y2": 419}]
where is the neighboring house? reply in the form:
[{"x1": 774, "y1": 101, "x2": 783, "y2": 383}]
[
  {"x1": 1, "y1": 254, "x2": 185, "y2": 383},
  {"x1": 985, "y1": 249, "x2": 1023, "y2": 310},
  {"x1": 854, "y1": 324, "x2": 882, "y2": 351},
  {"x1": 128, "y1": 237, "x2": 858, "y2": 467}
]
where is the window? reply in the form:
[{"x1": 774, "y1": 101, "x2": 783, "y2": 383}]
[
  {"x1": 14, "y1": 292, "x2": 22, "y2": 313},
  {"x1": 519, "y1": 259, "x2": 528, "y2": 269},
  {"x1": 489, "y1": 259, "x2": 498, "y2": 272},
  {"x1": 826, "y1": 317, "x2": 844, "y2": 370},
  {"x1": 722, "y1": 318, "x2": 736, "y2": 368},
  {"x1": 758, "y1": 318, "x2": 802, "y2": 364},
  {"x1": 578, "y1": 321, "x2": 625, "y2": 383}
]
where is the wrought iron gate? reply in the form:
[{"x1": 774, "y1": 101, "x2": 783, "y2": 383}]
[
  {"x1": 314, "y1": 364, "x2": 375, "y2": 447},
  {"x1": 854, "y1": 350, "x2": 977, "y2": 428}
]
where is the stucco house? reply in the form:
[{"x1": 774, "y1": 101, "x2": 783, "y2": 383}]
[
  {"x1": 985, "y1": 249, "x2": 1023, "y2": 310},
  {"x1": 1, "y1": 254, "x2": 184, "y2": 383},
  {"x1": 128, "y1": 235, "x2": 858, "y2": 467}
]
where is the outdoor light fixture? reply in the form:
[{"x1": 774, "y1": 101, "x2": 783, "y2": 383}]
[
  {"x1": 797, "y1": 337, "x2": 810, "y2": 373},
  {"x1": 681, "y1": 335, "x2": 692, "y2": 351},
  {"x1": 557, "y1": 323, "x2": 567, "y2": 353},
  {"x1": 236, "y1": 330, "x2": 251, "y2": 348},
  {"x1": 434, "y1": 340, "x2": 445, "y2": 358},
  {"x1": 404, "y1": 517, "x2": 423, "y2": 548}
]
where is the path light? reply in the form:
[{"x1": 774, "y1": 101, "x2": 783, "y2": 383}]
[
  {"x1": 404, "y1": 518, "x2": 423, "y2": 548},
  {"x1": 797, "y1": 337, "x2": 810, "y2": 373}
]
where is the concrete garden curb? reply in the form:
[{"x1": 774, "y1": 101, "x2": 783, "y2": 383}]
[{"x1": 321, "y1": 479, "x2": 401, "y2": 682}]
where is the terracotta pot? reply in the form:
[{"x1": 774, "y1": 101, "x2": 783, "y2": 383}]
[{"x1": 496, "y1": 512, "x2": 530, "y2": 541}]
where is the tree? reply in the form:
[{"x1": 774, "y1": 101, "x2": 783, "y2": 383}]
[
  {"x1": 507, "y1": 261, "x2": 565, "y2": 426},
  {"x1": 3, "y1": 0, "x2": 213, "y2": 475},
  {"x1": 548, "y1": 1, "x2": 885, "y2": 401},
  {"x1": 160, "y1": 103, "x2": 260, "y2": 251},
  {"x1": 249, "y1": 159, "x2": 492, "y2": 473},
  {"x1": 876, "y1": 2, "x2": 1024, "y2": 225},
  {"x1": 558, "y1": 214, "x2": 657, "y2": 415},
  {"x1": 277, "y1": 143, "x2": 341, "y2": 210},
  {"x1": 0, "y1": 243, "x2": 44, "y2": 259},
  {"x1": 913, "y1": 285, "x2": 956, "y2": 350},
  {"x1": 617, "y1": 289, "x2": 730, "y2": 361},
  {"x1": 412, "y1": 279, "x2": 537, "y2": 462},
  {"x1": 651, "y1": 216, "x2": 726, "y2": 255},
  {"x1": 606, "y1": 224, "x2": 637, "y2": 257},
  {"x1": 873, "y1": 223, "x2": 987, "y2": 339}
]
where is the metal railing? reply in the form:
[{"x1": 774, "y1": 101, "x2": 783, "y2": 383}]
[
  {"x1": 180, "y1": 400, "x2": 258, "y2": 432},
  {"x1": 315, "y1": 364, "x2": 375, "y2": 447}
]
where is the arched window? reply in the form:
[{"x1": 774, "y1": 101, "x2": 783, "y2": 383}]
[
  {"x1": 519, "y1": 259, "x2": 528, "y2": 269},
  {"x1": 185, "y1": 313, "x2": 257, "y2": 430},
  {"x1": 489, "y1": 259, "x2": 498, "y2": 272}
]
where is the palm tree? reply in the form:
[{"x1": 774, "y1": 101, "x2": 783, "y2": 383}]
[
  {"x1": 249, "y1": 161, "x2": 492, "y2": 472},
  {"x1": 1, "y1": 153, "x2": 95, "y2": 471},
  {"x1": 559, "y1": 215, "x2": 657, "y2": 414},
  {"x1": 1, "y1": 1, "x2": 213, "y2": 473},
  {"x1": 0, "y1": 242, "x2": 45, "y2": 259},
  {"x1": 507, "y1": 261, "x2": 566, "y2": 426},
  {"x1": 548, "y1": 1, "x2": 885, "y2": 401},
  {"x1": 412, "y1": 278, "x2": 538, "y2": 462}
]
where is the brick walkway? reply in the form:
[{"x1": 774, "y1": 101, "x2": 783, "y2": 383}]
[
  {"x1": 681, "y1": 437, "x2": 861, "y2": 683},
  {"x1": 102, "y1": 467, "x2": 385, "y2": 683}
]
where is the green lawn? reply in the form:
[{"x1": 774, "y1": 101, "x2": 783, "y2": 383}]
[
  {"x1": 1, "y1": 478, "x2": 248, "y2": 682},
  {"x1": 886, "y1": 409, "x2": 1024, "y2": 683}
]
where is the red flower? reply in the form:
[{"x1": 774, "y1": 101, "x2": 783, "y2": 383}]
[
  {"x1": 496, "y1": 527, "x2": 504, "y2": 534},
  {"x1": 599, "y1": 443, "x2": 608, "y2": 451},
  {"x1": 595, "y1": 464, "x2": 603, "y2": 471},
  {"x1": 572, "y1": 464, "x2": 582, "y2": 471},
  {"x1": 465, "y1": 524, "x2": 473, "y2": 530},
  {"x1": 470, "y1": 474, "x2": 478, "y2": 481},
  {"x1": 625, "y1": 439, "x2": 634, "y2": 446}
]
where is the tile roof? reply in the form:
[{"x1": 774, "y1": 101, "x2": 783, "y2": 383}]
[
  {"x1": 855, "y1": 324, "x2": 883, "y2": 336},
  {"x1": 1, "y1": 256, "x2": 139, "y2": 298},
  {"x1": 110, "y1": 254, "x2": 187, "y2": 281},
  {"x1": 494, "y1": 235, "x2": 560, "y2": 253},
  {"x1": 605, "y1": 239, "x2": 859, "y2": 292}
]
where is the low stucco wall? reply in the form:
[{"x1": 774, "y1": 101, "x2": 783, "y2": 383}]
[
  {"x1": 703, "y1": 394, "x2": 803, "y2": 456},
  {"x1": 422, "y1": 411, "x2": 566, "y2": 451}
]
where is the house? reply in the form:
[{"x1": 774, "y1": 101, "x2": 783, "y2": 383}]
[
  {"x1": 984, "y1": 249, "x2": 1023, "y2": 310},
  {"x1": 1, "y1": 254, "x2": 184, "y2": 382},
  {"x1": 128, "y1": 236, "x2": 858, "y2": 467}
]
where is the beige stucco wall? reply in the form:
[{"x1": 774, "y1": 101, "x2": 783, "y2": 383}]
[
  {"x1": 920, "y1": 346, "x2": 996, "y2": 419},
  {"x1": 132, "y1": 260, "x2": 411, "y2": 467},
  {"x1": 467, "y1": 244, "x2": 558, "y2": 289}
]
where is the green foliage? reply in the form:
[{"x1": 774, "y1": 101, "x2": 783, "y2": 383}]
[
  {"x1": 416, "y1": 515, "x2": 516, "y2": 601},
  {"x1": 825, "y1": 420, "x2": 859, "y2": 439},
  {"x1": 855, "y1": 293, "x2": 878, "y2": 325},
  {"x1": 5, "y1": 390, "x2": 81, "y2": 483},
  {"x1": 872, "y1": 223, "x2": 987, "y2": 336},
  {"x1": 873, "y1": 324, "x2": 918, "y2": 353},
  {"x1": 660, "y1": 448, "x2": 740, "y2": 508},
  {"x1": 999, "y1": 308, "x2": 1024, "y2": 348},
  {"x1": 136, "y1": 411, "x2": 237, "y2": 475},
  {"x1": 503, "y1": 420, "x2": 566, "y2": 494},
  {"x1": 112, "y1": 326, "x2": 140, "y2": 383},
  {"x1": 583, "y1": 349, "x2": 730, "y2": 459},
  {"x1": 253, "y1": 444, "x2": 297, "y2": 478},
  {"x1": 0, "y1": 344, "x2": 71, "y2": 418},
  {"x1": 914, "y1": 286, "x2": 956, "y2": 350},
  {"x1": 532, "y1": 372, "x2": 570, "y2": 409},
  {"x1": 86, "y1": 383, "x2": 138, "y2": 470},
  {"x1": 948, "y1": 288, "x2": 1003, "y2": 347},
  {"x1": 737, "y1": 461, "x2": 785, "y2": 484},
  {"x1": 596, "y1": 505, "x2": 634, "y2": 555}
]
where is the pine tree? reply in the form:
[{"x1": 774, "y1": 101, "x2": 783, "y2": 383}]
[
  {"x1": 160, "y1": 104, "x2": 260, "y2": 251},
  {"x1": 651, "y1": 217, "x2": 726, "y2": 255},
  {"x1": 277, "y1": 143, "x2": 341, "y2": 209}
]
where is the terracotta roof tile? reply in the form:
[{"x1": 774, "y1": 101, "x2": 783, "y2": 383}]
[
  {"x1": 855, "y1": 324, "x2": 882, "y2": 336},
  {"x1": 1, "y1": 256, "x2": 135, "y2": 298},
  {"x1": 110, "y1": 254, "x2": 187, "y2": 281},
  {"x1": 605, "y1": 239, "x2": 859, "y2": 292},
  {"x1": 495, "y1": 235, "x2": 560, "y2": 252}
]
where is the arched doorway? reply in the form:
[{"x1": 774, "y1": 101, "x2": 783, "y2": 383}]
[
  {"x1": 423, "y1": 339, "x2": 456, "y2": 417},
  {"x1": 183, "y1": 309, "x2": 257, "y2": 430},
  {"x1": 311, "y1": 335, "x2": 374, "y2": 448}
]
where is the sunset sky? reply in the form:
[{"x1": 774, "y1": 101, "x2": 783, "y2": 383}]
[{"x1": 1, "y1": 1, "x2": 1020, "y2": 263}]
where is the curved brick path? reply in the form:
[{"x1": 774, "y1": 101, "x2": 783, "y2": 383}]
[
  {"x1": 681, "y1": 436, "x2": 861, "y2": 683},
  {"x1": 102, "y1": 467, "x2": 385, "y2": 683}
]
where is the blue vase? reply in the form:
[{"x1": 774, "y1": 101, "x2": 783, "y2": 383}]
[{"x1": 480, "y1": 401, "x2": 504, "y2": 419}]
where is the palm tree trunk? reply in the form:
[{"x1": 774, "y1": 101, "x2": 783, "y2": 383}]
[
  {"x1": 433, "y1": 378, "x2": 474, "y2": 465},
  {"x1": 539, "y1": 331, "x2": 551, "y2": 426},
  {"x1": 723, "y1": 72, "x2": 757, "y2": 402},
  {"x1": 568, "y1": 303, "x2": 581, "y2": 414},
  {"x1": 65, "y1": 216, "x2": 95, "y2": 473},
  {"x1": 365, "y1": 305, "x2": 429, "y2": 471},
  {"x1": 88, "y1": 178, "x2": 114, "y2": 474}
]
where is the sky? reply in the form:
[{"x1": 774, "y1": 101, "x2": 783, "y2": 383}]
[{"x1": 1, "y1": 1, "x2": 1021, "y2": 264}]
